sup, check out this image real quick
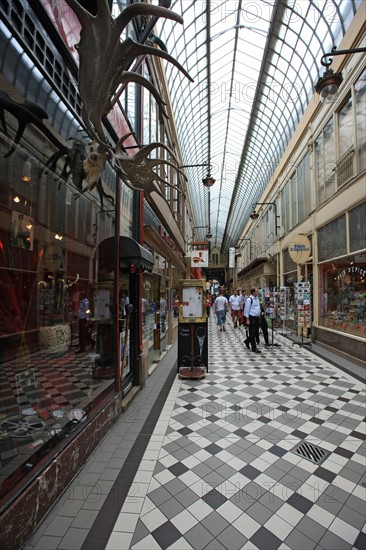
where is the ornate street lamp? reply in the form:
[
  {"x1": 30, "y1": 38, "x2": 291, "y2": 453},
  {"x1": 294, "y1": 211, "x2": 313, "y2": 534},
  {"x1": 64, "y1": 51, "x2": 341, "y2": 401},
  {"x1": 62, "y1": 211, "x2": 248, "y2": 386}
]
[
  {"x1": 315, "y1": 46, "x2": 366, "y2": 102},
  {"x1": 250, "y1": 202, "x2": 280, "y2": 236}
]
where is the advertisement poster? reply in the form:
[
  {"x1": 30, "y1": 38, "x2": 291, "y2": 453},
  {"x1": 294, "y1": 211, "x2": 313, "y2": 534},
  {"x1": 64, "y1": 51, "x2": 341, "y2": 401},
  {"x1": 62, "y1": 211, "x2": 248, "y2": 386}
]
[
  {"x1": 178, "y1": 323, "x2": 208, "y2": 370},
  {"x1": 182, "y1": 286, "x2": 203, "y2": 318}
]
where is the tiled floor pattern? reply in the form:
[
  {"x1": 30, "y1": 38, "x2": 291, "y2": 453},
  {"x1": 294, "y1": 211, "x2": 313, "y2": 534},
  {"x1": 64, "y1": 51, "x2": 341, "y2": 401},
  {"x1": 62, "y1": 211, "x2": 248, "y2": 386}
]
[
  {"x1": 106, "y1": 317, "x2": 366, "y2": 550},
  {"x1": 24, "y1": 344, "x2": 178, "y2": 550}
]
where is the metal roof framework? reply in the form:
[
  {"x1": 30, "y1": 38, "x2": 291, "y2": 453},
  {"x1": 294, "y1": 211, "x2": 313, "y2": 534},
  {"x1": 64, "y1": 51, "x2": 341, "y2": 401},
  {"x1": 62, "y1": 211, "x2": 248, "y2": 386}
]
[{"x1": 156, "y1": 0, "x2": 362, "y2": 252}]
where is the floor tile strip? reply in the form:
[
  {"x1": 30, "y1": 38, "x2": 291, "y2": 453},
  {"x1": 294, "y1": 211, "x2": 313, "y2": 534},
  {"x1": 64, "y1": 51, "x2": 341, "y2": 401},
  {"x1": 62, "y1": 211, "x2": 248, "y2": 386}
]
[{"x1": 80, "y1": 350, "x2": 178, "y2": 550}]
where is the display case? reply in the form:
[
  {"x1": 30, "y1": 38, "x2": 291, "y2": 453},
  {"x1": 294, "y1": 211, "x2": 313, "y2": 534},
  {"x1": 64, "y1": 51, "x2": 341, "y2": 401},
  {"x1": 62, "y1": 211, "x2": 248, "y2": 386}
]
[
  {"x1": 178, "y1": 279, "x2": 206, "y2": 323},
  {"x1": 178, "y1": 279, "x2": 208, "y2": 377},
  {"x1": 319, "y1": 258, "x2": 366, "y2": 337}
]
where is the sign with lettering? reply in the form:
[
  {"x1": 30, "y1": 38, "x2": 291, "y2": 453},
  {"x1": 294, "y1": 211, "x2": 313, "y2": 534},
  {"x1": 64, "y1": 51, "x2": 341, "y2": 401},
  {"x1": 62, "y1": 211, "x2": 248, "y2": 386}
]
[{"x1": 288, "y1": 235, "x2": 311, "y2": 264}]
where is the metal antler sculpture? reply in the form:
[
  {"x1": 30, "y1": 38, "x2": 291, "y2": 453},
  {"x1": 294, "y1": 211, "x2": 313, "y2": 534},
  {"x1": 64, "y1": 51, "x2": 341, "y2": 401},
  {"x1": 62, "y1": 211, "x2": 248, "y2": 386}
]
[
  {"x1": 63, "y1": 0, "x2": 193, "y2": 144},
  {"x1": 114, "y1": 133, "x2": 187, "y2": 197}
]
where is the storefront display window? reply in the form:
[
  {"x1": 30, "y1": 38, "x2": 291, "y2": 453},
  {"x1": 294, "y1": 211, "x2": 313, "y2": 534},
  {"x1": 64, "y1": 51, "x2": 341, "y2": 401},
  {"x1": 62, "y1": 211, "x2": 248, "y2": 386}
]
[
  {"x1": 0, "y1": 132, "x2": 117, "y2": 504},
  {"x1": 349, "y1": 202, "x2": 366, "y2": 253},
  {"x1": 283, "y1": 249, "x2": 297, "y2": 322},
  {"x1": 319, "y1": 253, "x2": 366, "y2": 337},
  {"x1": 318, "y1": 215, "x2": 347, "y2": 262}
]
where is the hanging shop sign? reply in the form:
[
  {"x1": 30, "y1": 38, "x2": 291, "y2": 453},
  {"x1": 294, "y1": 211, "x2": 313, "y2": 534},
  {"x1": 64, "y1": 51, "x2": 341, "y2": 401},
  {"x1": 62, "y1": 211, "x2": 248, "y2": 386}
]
[
  {"x1": 189, "y1": 242, "x2": 209, "y2": 267},
  {"x1": 288, "y1": 235, "x2": 311, "y2": 264},
  {"x1": 158, "y1": 226, "x2": 184, "y2": 261},
  {"x1": 229, "y1": 247, "x2": 235, "y2": 268}
]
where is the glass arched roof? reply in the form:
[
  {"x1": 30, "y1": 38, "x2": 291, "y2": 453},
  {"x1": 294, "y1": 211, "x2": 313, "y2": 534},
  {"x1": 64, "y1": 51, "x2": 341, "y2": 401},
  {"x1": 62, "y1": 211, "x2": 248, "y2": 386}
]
[{"x1": 156, "y1": 0, "x2": 362, "y2": 252}]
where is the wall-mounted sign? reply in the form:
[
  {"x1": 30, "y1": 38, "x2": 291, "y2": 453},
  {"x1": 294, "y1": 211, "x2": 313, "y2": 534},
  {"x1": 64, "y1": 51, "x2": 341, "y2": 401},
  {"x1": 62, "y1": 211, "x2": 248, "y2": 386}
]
[{"x1": 288, "y1": 235, "x2": 311, "y2": 264}]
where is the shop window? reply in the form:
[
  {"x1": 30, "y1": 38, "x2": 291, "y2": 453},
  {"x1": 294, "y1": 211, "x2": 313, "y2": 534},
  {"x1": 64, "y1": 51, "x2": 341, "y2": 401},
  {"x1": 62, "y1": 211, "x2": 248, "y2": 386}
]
[
  {"x1": 283, "y1": 249, "x2": 297, "y2": 321},
  {"x1": 318, "y1": 253, "x2": 366, "y2": 337},
  {"x1": 0, "y1": 136, "x2": 117, "y2": 506},
  {"x1": 349, "y1": 202, "x2": 366, "y2": 253},
  {"x1": 355, "y1": 67, "x2": 366, "y2": 173},
  {"x1": 283, "y1": 248, "x2": 297, "y2": 274},
  {"x1": 318, "y1": 215, "x2": 347, "y2": 262}
]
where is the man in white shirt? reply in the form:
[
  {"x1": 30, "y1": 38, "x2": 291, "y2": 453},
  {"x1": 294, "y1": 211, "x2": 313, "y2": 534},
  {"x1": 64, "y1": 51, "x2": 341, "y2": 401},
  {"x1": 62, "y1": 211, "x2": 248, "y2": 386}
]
[
  {"x1": 244, "y1": 287, "x2": 261, "y2": 353},
  {"x1": 213, "y1": 288, "x2": 229, "y2": 332},
  {"x1": 229, "y1": 289, "x2": 241, "y2": 328}
]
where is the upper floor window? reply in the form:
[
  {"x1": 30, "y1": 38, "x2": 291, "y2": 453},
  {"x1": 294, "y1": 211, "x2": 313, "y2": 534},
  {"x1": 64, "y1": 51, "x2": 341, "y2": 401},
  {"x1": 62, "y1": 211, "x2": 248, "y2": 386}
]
[
  {"x1": 355, "y1": 67, "x2": 366, "y2": 173},
  {"x1": 315, "y1": 118, "x2": 335, "y2": 206},
  {"x1": 338, "y1": 94, "x2": 353, "y2": 158},
  {"x1": 212, "y1": 253, "x2": 219, "y2": 265}
]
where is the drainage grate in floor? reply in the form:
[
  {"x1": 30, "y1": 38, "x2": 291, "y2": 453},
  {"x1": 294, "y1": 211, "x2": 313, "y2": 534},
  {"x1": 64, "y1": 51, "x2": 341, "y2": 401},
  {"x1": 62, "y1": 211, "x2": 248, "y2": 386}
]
[{"x1": 291, "y1": 441, "x2": 330, "y2": 465}]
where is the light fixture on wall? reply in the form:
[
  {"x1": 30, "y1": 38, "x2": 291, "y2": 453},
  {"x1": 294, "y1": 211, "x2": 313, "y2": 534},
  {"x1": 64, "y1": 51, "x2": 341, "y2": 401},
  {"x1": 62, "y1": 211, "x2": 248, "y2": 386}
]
[
  {"x1": 249, "y1": 209, "x2": 259, "y2": 220},
  {"x1": 315, "y1": 45, "x2": 366, "y2": 102},
  {"x1": 250, "y1": 202, "x2": 280, "y2": 236},
  {"x1": 20, "y1": 158, "x2": 32, "y2": 182}
]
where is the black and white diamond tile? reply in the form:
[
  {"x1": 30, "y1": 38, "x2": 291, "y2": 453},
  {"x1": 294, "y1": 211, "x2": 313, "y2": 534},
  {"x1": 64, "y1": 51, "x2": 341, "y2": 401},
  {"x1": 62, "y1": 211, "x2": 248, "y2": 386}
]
[{"x1": 106, "y1": 315, "x2": 366, "y2": 550}]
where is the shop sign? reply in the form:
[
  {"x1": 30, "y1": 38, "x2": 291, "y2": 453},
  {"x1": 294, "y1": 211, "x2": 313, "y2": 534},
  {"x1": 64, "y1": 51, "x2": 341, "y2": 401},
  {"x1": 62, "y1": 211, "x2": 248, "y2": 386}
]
[
  {"x1": 229, "y1": 247, "x2": 235, "y2": 268},
  {"x1": 43, "y1": 244, "x2": 63, "y2": 272},
  {"x1": 336, "y1": 266, "x2": 366, "y2": 280},
  {"x1": 288, "y1": 235, "x2": 311, "y2": 264},
  {"x1": 158, "y1": 226, "x2": 183, "y2": 260},
  {"x1": 189, "y1": 242, "x2": 209, "y2": 267}
]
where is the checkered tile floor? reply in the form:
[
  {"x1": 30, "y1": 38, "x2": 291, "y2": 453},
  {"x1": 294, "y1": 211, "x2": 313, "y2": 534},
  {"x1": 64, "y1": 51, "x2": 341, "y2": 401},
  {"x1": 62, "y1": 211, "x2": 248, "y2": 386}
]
[{"x1": 107, "y1": 316, "x2": 366, "y2": 550}]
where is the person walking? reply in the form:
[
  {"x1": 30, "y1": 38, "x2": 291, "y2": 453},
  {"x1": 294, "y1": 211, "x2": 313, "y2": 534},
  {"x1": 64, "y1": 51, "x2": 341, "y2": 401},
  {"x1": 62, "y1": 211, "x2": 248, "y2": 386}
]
[
  {"x1": 244, "y1": 287, "x2": 261, "y2": 353},
  {"x1": 259, "y1": 303, "x2": 271, "y2": 347},
  {"x1": 213, "y1": 288, "x2": 229, "y2": 332},
  {"x1": 229, "y1": 289, "x2": 241, "y2": 328},
  {"x1": 206, "y1": 292, "x2": 212, "y2": 317}
]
